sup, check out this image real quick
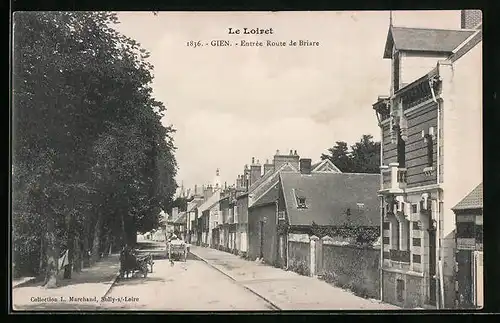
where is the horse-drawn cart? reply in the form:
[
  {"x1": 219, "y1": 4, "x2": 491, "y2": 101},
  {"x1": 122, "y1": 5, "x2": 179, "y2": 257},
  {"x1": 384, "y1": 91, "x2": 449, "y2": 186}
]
[
  {"x1": 167, "y1": 240, "x2": 188, "y2": 262},
  {"x1": 119, "y1": 247, "x2": 154, "y2": 278}
]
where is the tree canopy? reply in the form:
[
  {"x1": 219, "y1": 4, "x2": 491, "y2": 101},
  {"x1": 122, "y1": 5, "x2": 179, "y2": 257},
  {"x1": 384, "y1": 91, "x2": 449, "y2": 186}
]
[
  {"x1": 12, "y1": 12, "x2": 177, "y2": 287},
  {"x1": 321, "y1": 135, "x2": 380, "y2": 173}
]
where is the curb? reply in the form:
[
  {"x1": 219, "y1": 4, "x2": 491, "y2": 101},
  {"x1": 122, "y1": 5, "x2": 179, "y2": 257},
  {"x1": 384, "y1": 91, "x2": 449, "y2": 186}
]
[
  {"x1": 101, "y1": 272, "x2": 121, "y2": 299},
  {"x1": 189, "y1": 250, "x2": 282, "y2": 311},
  {"x1": 13, "y1": 277, "x2": 37, "y2": 289}
]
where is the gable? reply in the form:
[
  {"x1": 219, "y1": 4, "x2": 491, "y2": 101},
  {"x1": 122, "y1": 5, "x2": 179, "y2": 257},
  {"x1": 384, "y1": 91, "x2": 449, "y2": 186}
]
[{"x1": 312, "y1": 159, "x2": 341, "y2": 173}]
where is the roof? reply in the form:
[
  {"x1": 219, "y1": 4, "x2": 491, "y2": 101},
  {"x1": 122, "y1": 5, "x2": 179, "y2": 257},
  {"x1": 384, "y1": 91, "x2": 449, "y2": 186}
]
[
  {"x1": 252, "y1": 183, "x2": 280, "y2": 207},
  {"x1": 186, "y1": 198, "x2": 204, "y2": 212},
  {"x1": 311, "y1": 159, "x2": 342, "y2": 173},
  {"x1": 383, "y1": 26, "x2": 475, "y2": 59},
  {"x1": 280, "y1": 172, "x2": 380, "y2": 227},
  {"x1": 197, "y1": 190, "x2": 221, "y2": 217},
  {"x1": 173, "y1": 212, "x2": 187, "y2": 224},
  {"x1": 248, "y1": 163, "x2": 298, "y2": 207},
  {"x1": 452, "y1": 183, "x2": 483, "y2": 211}
]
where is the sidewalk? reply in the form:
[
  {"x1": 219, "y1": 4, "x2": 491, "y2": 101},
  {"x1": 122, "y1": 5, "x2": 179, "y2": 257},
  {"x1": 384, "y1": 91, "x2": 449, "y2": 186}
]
[
  {"x1": 190, "y1": 246, "x2": 400, "y2": 311},
  {"x1": 12, "y1": 254, "x2": 120, "y2": 311}
]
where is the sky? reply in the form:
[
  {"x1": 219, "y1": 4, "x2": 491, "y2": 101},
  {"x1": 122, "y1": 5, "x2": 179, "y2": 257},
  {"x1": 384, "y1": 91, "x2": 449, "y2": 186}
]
[{"x1": 113, "y1": 10, "x2": 461, "y2": 191}]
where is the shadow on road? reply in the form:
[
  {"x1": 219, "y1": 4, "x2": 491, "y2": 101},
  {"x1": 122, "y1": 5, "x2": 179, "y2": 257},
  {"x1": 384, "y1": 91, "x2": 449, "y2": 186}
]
[
  {"x1": 114, "y1": 276, "x2": 167, "y2": 286},
  {"x1": 15, "y1": 257, "x2": 119, "y2": 289}
]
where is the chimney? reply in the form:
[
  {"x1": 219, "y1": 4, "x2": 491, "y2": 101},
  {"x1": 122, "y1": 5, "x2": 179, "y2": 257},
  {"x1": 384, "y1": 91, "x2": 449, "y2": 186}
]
[
  {"x1": 263, "y1": 158, "x2": 274, "y2": 174},
  {"x1": 244, "y1": 165, "x2": 250, "y2": 189},
  {"x1": 274, "y1": 149, "x2": 300, "y2": 170},
  {"x1": 194, "y1": 185, "x2": 198, "y2": 196},
  {"x1": 461, "y1": 10, "x2": 482, "y2": 29},
  {"x1": 250, "y1": 158, "x2": 262, "y2": 187},
  {"x1": 299, "y1": 158, "x2": 312, "y2": 175},
  {"x1": 204, "y1": 185, "x2": 214, "y2": 200}
]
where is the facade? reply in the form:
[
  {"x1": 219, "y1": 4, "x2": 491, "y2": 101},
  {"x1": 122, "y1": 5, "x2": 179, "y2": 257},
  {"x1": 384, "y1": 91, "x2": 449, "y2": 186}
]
[
  {"x1": 452, "y1": 183, "x2": 483, "y2": 309},
  {"x1": 197, "y1": 188, "x2": 221, "y2": 247},
  {"x1": 373, "y1": 10, "x2": 482, "y2": 308}
]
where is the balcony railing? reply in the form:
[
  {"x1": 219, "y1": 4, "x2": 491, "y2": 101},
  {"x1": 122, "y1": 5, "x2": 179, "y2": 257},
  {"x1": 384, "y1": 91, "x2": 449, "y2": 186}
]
[
  {"x1": 381, "y1": 163, "x2": 407, "y2": 192},
  {"x1": 390, "y1": 249, "x2": 411, "y2": 263}
]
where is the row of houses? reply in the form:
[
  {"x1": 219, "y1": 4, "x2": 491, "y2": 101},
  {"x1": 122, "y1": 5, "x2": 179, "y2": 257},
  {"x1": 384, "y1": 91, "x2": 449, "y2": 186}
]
[{"x1": 169, "y1": 9, "x2": 483, "y2": 310}]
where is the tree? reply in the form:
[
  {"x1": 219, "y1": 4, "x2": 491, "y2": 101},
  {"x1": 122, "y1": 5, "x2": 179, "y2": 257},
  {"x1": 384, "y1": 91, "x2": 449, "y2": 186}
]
[
  {"x1": 350, "y1": 135, "x2": 381, "y2": 174},
  {"x1": 321, "y1": 141, "x2": 353, "y2": 172},
  {"x1": 12, "y1": 12, "x2": 177, "y2": 287},
  {"x1": 321, "y1": 135, "x2": 380, "y2": 174}
]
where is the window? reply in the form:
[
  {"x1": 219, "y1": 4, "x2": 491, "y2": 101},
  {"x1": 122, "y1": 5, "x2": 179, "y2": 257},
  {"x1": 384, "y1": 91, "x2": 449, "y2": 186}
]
[
  {"x1": 383, "y1": 222, "x2": 390, "y2": 230},
  {"x1": 391, "y1": 220, "x2": 400, "y2": 250},
  {"x1": 383, "y1": 237, "x2": 390, "y2": 245},
  {"x1": 412, "y1": 238, "x2": 421, "y2": 246},
  {"x1": 396, "y1": 279, "x2": 405, "y2": 302},
  {"x1": 383, "y1": 251, "x2": 390, "y2": 259},
  {"x1": 412, "y1": 221, "x2": 420, "y2": 230},
  {"x1": 411, "y1": 204, "x2": 418, "y2": 214},
  {"x1": 426, "y1": 135, "x2": 434, "y2": 167},
  {"x1": 413, "y1": 254, "x2": 421, "y2": 263},
  {"x1": 456, "y1": 222, "x2": 475, "y2": 238},
  {"x1": 397, "y1": 128, "x2": 406, "y2": 168},
  {"x1": 297, "y1": 197, "x2": 307, "y2": 208},
  {"x1": 475, "y1": 224, "x2": 483, "y2": 243}
]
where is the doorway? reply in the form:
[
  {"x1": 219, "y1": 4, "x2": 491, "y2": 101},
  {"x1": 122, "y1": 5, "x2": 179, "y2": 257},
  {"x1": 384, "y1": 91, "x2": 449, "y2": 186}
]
[
  {"x1": 428, "y1": 228, "x2": 437, "y2": 306},
  {"x1": 259, "y1": 221, "x2": 264, "y2": 259}
]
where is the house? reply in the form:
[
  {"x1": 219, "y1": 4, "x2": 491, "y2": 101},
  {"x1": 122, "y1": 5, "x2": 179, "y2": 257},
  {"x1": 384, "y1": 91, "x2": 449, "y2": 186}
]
[
  {"x1": 237, "y1": 150, "x2": 300, "y2": 257},
  {"x1": 197, "y1": 186, "x2": 221, "y2": 247},
  {"x1": 173, "y1": 211, "x2": 187, "y2": 240},
  {"x1": 372, "y1": 10, "x2": 482, "y2": 309},
  {"x1": 247, "y1": 155, "x2": 351, "y2": 266},
  {"x1": 452, "y1": 183, "x2": 483, "y2": 309},
  {"x1": 185, "y1": 189, "x2": 205, "y2": 244}
]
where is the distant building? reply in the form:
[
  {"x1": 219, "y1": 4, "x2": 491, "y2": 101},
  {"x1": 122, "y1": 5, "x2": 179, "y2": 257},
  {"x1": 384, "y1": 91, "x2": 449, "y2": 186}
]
[{"x1": 452, "y1": 183, "x2": 483, "y2": 309}]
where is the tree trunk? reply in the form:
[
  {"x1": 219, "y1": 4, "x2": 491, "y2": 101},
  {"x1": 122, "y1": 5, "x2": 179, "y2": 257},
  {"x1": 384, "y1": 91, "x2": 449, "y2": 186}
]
[
  {"x1": 38, "y1": 233, "x2": 47, "y2": 279},
  {"x1": 83, "y1": 219, "x2": 90, "y2": 268},
  {"x1": 63, "y1": 213, "x2": 74, "y2": 279},
  {"x1": 43, "y1": 215, "x2": 58, "y2": 289},
  {"x1": 91, "y1": 212, "x2": 103, "y2": 265},
  {"x1": 120, "y1": 211, "x2": 126, "y2": 247},
  {"x1": 73, "y1": 233, "x2": 82, "y2": 272}
]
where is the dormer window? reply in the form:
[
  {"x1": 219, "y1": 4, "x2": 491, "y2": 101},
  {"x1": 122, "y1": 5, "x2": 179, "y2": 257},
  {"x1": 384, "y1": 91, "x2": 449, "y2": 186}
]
[{"x1": 297, "y1": 196, "x2": 307, "y2": 208}]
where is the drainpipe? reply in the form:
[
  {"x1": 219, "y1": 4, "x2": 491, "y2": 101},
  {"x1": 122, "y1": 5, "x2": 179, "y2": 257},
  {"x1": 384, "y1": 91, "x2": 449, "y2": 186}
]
[
  {"x1": 430, "y1": 71, "x2": 446, "y2": 308},
  {"x1": 378, "y1": 109, "x2": 385, "y2": 302}
]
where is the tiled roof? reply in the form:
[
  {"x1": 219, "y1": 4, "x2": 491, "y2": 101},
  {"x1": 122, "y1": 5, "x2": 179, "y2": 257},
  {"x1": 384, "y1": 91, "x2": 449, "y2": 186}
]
[
  {"x1": 197, "y1": 190, "x2": 221, "y2": 216},
  {"x1": 248, "y1": 163, "x2": 298, "y2": 207},
  {"x1": 452, "y1": 183, "x2": 483, "y2": 211},
  {"x1": 252, "y1": 183, "x2": 280, "y2": 207},
  {"x1": 186, "y1": 198, "x2": 204, "y2": 212},
  {"x1": 280, "y1": 172, "x2": 380, "y2": 227},
  {"x1": 383, "y1": 26, "x2": 475, "y2": 59}
]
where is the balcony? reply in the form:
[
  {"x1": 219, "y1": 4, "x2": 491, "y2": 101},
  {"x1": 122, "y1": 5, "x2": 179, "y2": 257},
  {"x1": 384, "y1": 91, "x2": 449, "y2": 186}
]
[
  {"x1": 381, "y1": 163, "x2": 407, "y2": 193},
  {"x1": 390, "y1": 249, "x2": 411, "y2": 263}
]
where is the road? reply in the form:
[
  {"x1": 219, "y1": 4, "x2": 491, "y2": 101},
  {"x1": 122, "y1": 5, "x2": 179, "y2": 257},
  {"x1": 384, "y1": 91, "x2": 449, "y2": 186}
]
[{"x1": 99, "y1": 241, "x2": 275, "y2": 311}]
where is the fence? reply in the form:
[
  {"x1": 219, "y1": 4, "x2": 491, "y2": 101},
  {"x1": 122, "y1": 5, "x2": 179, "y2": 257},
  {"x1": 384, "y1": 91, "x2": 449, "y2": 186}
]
[{"x1": 287, "y1": 234, "x2": 381, "y2": 299}]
